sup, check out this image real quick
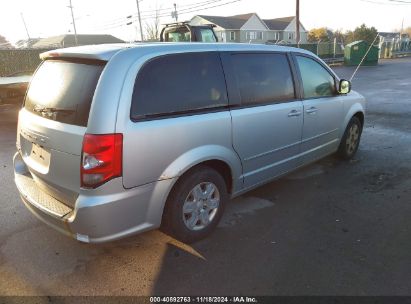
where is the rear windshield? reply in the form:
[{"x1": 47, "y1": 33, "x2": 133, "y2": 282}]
[{"x1": 25, "y1": 59, "x2": 105, "y2": 127}]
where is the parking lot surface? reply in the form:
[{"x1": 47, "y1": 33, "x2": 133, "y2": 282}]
[{"x1": 0, "y1": 58, "x2": 410, "y2": 296}]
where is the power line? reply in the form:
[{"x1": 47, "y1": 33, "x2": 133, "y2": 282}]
[
  {"x1": 359, "y1": 0, "x2": 411, "y2": 5},
  {"x1": 133, "y1": 0, "x2": 223, "y2": 18},
  {"x1": 387, "y1": 0, "x2": 411, "y2": 3},
  {"x1": 87, "y1": 0, "x2": 223, "y2": 29},
  {"x1": 147, "y1": 0, "x2": 234, "y2": 18},
  {"x1": 143, "y1": 0, "x2": 221, "y2": 14},
  {"x1": 91, "y1": 0, "x2": 233, "y2": 31},
  {"x1": 136, "y1": 0, "x2": 242, "y2": 22}
]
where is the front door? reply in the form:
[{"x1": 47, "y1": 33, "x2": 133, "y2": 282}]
[
  {"x1": 294, "y1": 55, "x2": 344, "y2": 162},
  {"x1": 225, "y1": 52, "x2": 303, "y2": 189}
]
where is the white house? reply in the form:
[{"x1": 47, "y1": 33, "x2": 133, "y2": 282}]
[{"x1": 190, "y1": 13, "x2": 307, "y2": 44}]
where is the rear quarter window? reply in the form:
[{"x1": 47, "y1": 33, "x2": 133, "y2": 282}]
[
  {"x1": 25, "y1": 59, "x2": 104, "y2": 127},
  {"x1": 131, "y1": 52, "x2": 228, "y2": 120}
]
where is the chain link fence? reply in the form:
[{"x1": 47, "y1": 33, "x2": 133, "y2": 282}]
[
  {"x1": 288, "y1": 42, "x2": 345, "y2": 59},
  {"x1": 379, "y1": 39, "x2": 411, "y2": 58},
  {"x1": 0, "y1": 48, "x2": 51, "y2": 76},
  {"x1": 288, "y1": 40, "x2": 411, "y2": 62},
  {"x1": 285, "y1": 42, "x2": 345, "y2": 65}
]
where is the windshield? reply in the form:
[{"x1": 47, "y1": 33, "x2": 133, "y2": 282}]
[{"x1": 25, "y1": 59, "x2": 104, "y2": 127}]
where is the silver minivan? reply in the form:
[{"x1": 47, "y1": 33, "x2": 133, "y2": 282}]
[{"x1": 14, "y1": 43, "x2": 365, "y2": 243}]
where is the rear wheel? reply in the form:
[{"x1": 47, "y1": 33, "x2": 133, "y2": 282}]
[
  {"x1": 337, "y1": 116, "x2": 362, "y2": 160},
  {"x1": 161, "y1": 166, "x2": 227, "y2": 243}
]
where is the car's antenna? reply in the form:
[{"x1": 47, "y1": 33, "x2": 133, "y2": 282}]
[{"x1": 349, "y1": 34, "x2": 380, "y2": 82}]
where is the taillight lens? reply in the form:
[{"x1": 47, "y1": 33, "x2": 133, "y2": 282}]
[{"x1": 81, "y1": 133, "x2": 123, "y2": 188}]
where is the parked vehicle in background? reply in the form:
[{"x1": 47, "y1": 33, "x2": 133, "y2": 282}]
[
  {"x1": 13, "y1": 43, "x2": 365, "y2": 244},
  {"x1": 160, "y1": 22, "x2": 218, "y2": 42},
  {"x1": 0, "y1": 73, "x2": 31, "y2": 105}
]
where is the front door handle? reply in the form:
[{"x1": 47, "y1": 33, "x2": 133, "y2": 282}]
[
  {"x1": 288, "y1": 109, "x2": 302, "y2": 117},
  {"x1": 306, "y1": 107, "x2": 318, "y2": 114}
]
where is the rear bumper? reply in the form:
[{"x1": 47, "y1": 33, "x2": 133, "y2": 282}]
[{"x1": 13, "y1": 152, "x2": 175, "y2": 243}]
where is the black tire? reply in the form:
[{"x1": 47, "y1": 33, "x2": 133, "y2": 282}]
[
  {"x1": 337, "y1": 116, "x2": 362, "y2": 160},
  {"x1": 161, "y1": 165, "x2": 228, "y2": 243}
]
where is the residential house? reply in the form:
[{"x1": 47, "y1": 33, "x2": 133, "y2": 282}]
[
  {"x1": 15, "y1": 38, "x2": 41, "y2": 49},
  {"x1": 378, "y1": 32, "x2": 409, "y2": 41},
  {"x1": 190, "y1": 13, "x2": 307, "y2": 44},
  {"x1": 263, "y1": 16, "x2": 307, "y2": 43},
  {"x1": 32, "y1": 34, "x2": 124, "y2": 49}
]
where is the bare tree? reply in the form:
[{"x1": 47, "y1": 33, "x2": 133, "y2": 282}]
[{"x1": 145, "y1": 5, "x2": 161, "y2": 41}]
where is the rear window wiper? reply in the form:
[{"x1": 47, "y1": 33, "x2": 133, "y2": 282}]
[{"x1": 33, "y1": 106, "x2": 75, "y2": 114}]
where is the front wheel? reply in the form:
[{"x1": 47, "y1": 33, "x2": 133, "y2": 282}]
[
  {"x1": 161, "y1": 166, "x2": 228, "y2": 243},
  {"x1": 337, "y1": 116, "x2": 363, "y2": 160}
]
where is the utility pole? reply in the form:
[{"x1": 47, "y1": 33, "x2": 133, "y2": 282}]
[
  {"x1": 296, "y1": 0, "x2": 300, "y2": 47},
  {"x1": 68, "y1": 0, "x2": 78, "y2": 45},
  {"x1": 171, "y1": 3, "x2": 178, "y2": 22},
  {"x1": 400, "y1": 17, "x2": 404, "y2": 40},
  {"x1": 135, "y1": 0, "x2": 144, "y2": 41},
  {"x1": 20, "y1": 13, "x2": 31, "y2": 40}
]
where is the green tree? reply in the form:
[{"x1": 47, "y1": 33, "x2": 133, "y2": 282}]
[
  {"x1": 308, "y1": 27, "x2": 331, "y2": 42},
  {"x1": 345, "y1": 24, "x2": 379, "y2": 45},
  {"x1": 344, "y1": 30, "x2": 355, "y2": 45}
]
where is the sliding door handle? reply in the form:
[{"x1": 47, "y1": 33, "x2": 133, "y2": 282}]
[{"x1": 306, "y1": 107, "x2": 318, "y2": 114}]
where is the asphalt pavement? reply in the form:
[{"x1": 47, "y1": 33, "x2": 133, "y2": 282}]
[{"x1": 0, "y1": 58, "x2": 410, "y2": 296}]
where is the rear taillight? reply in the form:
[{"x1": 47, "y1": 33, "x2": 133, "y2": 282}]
[{"x1": 81, "y1": 134, "x2": 123, "y2": 188}]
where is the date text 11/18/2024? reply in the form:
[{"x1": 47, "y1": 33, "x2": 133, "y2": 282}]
[{"x1": 149, "y1": 297, "x2": 258, "y2": 303}]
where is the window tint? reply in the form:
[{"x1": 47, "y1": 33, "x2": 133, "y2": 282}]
[
  {"x1": 25, "y1": 60, "x2": 104, "y2": 127},
  {"x1": 230, "y1": 53, "x2": 295, "y2": 105},
  {"x1": 131, "y1": 52, "x2": 228, "y2": 119},
  {"x1": 296, "y1": 56, "x2": 336, "y2": 99}
]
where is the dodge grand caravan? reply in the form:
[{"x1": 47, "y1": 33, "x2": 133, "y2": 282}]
[{"x1": 14, "y1": 43, "x2": 365, "y2": 243}]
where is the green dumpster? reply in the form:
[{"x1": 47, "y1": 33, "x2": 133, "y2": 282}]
[{"x1": 344, "y1": 40, "x2": 379, "y2": 66}]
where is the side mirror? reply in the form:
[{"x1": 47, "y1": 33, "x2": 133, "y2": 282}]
[{"x1": 339, "y1": 79, "x2": 351, "y2": 94}]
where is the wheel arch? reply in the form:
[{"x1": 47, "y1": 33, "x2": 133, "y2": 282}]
[
  {"x1": 147, "y1": 145, "x2": 243, "y2": 228},
  {"x1": 159, "y1": 158, "x2": 235, "y2": 241},
  {"x1": 340, "y1": 103, "x2": 365, "y2": 139},
  {"x1": 159, "y1": 145, "x2": 242, "y2": 194}
]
